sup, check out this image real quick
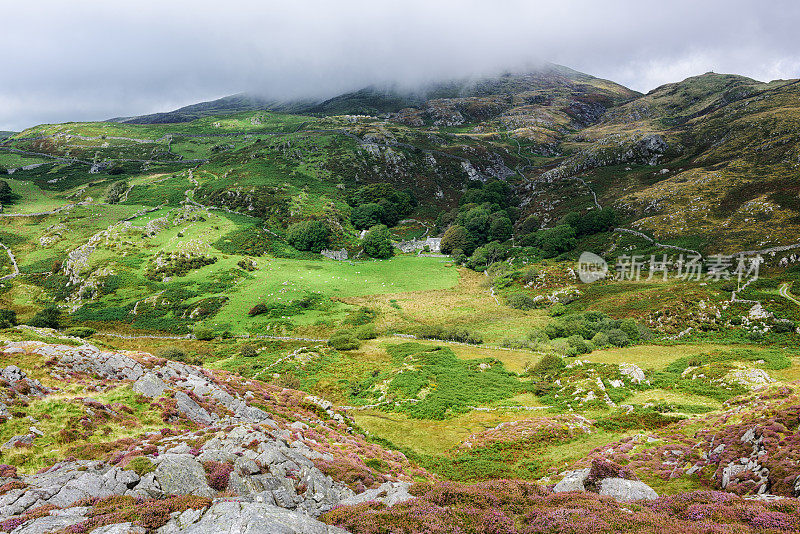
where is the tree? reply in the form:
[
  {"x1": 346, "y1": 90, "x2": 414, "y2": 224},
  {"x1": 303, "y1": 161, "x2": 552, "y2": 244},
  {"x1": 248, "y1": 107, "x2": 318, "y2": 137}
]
[
  {"x1": 106, "y1": 180, "x2": 128, "y2": 204},
  {"x1": 440, "y1": 225, "x2": 470, "y2": 255},
  {"x1": 488, "y1": 214, "x2": 513, "y2": 242},
  {"x1": 28, "y1": 306, "x2": 60, "y2": 329},
  {"x1": 534, "y1": 225, "x2": 577, "y2": 257},
  {"x1": 0, "y1": 180, "x2": 14, "y2": 204},
  {"x1": 362, "y1": 225, "x2": 394, "y2": 259},
  {"x1": 0, "y1": 309, "x2": 18, "y2": 329},
  {"x1": 286, "y1": 220, "x2": 331, "y2": 253},
  {"x1": 351, "y1": 203, "x2": 384, "y2": 230}
]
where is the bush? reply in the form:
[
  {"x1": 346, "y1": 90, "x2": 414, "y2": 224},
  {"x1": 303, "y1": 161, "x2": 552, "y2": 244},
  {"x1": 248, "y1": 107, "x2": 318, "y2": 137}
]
[
  {"x1": 591, "y1": 331, "x2": 610, "y2": 348},
  {"x1": 202, "y1": 461, "x2": 233, "y2": 491},
  {"x1": 607, "y1": 328, "x2": 631, "y2": 347},
  {"x1": 549, "y1": 303, "x2": 567, "y2": 316},
  {"x1": 530, "y1": 353, "x2": 565, "y2": 378},
  {"x1": 620, "y1": 318, "x2": 640, "y2": 342},
  {"x1": 240, "y1": 344, "x2": 258, "y2": 358},
  {"x1": 65, "y1": 327, "x2": 96, "y2": 338},
  {"x1": 506, "y1": 293, "x2": 536, "y2": 310},
  {"x1": 0, "y1": 309, "x2": 18, "y2": 329},
  {"x1": 157, "y1": 347, "x2": 187, "y2": 362},
  {"x1": 329, "y1": 332, "x2": 361, "y2": 351},
  {"x1": 566, "y1": 335, "x2": 592, "y2": 355},
  {"x1": 286, "y1": 220, "x2": 330, "y2": 253},
  {"x1": 193, "y1": 327, "x2": 216, "y2": 341},
  {"x1": 362, "y1": 225, "x2": 394, "y2": 259},
  {"x1": 127, "y1": 456, "x2": 155, "y2": 476},
  {"x1": 27, "y1": 306, "x2": 60, "y2": 329},
  {"x1": 355, "y1": 324, "x2": 378, "y2": 340}
]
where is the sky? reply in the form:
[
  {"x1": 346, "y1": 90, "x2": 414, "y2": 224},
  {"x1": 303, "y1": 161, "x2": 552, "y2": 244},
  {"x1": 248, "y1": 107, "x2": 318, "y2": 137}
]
[{"x1": 1, "y1": 0, "x2": 799, "y2": 131}]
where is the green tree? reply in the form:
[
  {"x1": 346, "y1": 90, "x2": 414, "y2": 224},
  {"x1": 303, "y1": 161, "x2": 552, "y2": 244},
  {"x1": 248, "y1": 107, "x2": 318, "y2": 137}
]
[
  {"x1": 0, "y1": 180, "x2": 14, "y2": 204},
  {"x1": 440, "y1": 225, "x2": 470, "y2": 255},
  {"x1": 0, "y1": 309, "x2": 18, "y2": 328},
  {"x1": 489, "y1": 214, "x2": 513, "y2": 242},
  {"x1": 362, "y1": 225, "x2": 394, "y2": 259},
  {"x1": 286, "y1": 220, "x2": 331, "y2": 253},
  {"x1": 106, "y1": 180, "x2": 128, "y2": 204},
  {"x1": 350, "y1": 203, "x2": 384, "y2": 230},
  {"x1": 28, "y1": 306, "x2": 60, "y2": 329},
  {"x1": 535, "y1": 225, "x2": 577, "y2": 257}
]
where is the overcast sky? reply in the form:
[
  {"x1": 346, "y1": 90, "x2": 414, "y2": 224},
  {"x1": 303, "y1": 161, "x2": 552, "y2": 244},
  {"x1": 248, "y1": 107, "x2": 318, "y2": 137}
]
[{"x1": 1, "y1": 0, "x2": 799, "y2": 131}]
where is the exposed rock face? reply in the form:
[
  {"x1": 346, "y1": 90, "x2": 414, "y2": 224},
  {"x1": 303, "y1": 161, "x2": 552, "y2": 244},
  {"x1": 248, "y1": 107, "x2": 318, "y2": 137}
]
[
  {"x1": 553, "y1": 459, "x2": 658, "y2": 502},
  {"x1": 1, "y1": 341, "x2": 427, "y2": 532},
  {"x1": 154, "y1": 454, "x2": 215, "y2": 497},
  {"x1": 320, "y1": 249, "x2": 348, "y2": 261},
  {"x1": 157, "y1": 501, "x2": 348, "y2": 534}
]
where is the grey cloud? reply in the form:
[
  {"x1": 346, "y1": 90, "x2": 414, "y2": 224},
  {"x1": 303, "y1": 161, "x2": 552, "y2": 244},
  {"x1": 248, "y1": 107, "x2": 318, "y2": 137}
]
[{"x1": 1, "y1": 0, "x2": 799, "y2": 130}]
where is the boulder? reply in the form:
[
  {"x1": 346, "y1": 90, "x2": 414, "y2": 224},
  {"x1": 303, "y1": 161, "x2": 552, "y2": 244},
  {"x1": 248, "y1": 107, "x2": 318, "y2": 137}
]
[
  {"x1": 10, "y1": 506, "x2": 88, "y2": 534},
  {"x1": 598, "y1": 478, "x2": 658, "y2": 501},
  {"x1": 90, "y1": 523, "x2": 146, "y2": 534},
  {"x1": 132, "y1": 372, "x2": 168, "y2": 398},
  {"x1": 553, "y1": 468, "x2": 590, "y2": 493},
  {"x1": 154, "y1": 454, "x2": 214, "y2": 497},
  {"x1": 175, "y1": 391, "x2": 213, "y2": 425}
]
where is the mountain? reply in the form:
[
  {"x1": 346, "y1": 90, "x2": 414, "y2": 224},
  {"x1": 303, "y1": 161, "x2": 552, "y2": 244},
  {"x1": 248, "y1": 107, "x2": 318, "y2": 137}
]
[{"x1": 114, "y1": 63, "x2": 638, "y2": 124}]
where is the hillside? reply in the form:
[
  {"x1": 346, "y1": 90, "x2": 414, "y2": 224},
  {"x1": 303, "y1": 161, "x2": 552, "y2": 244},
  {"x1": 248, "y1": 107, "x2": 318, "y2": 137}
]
[{"x1": 1, "y1": 64, "x2": 800, "y2": 533}]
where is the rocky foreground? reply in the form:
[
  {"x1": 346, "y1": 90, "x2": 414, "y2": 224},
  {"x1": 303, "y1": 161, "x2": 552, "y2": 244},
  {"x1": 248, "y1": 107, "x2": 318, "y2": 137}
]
[{"x1": 2, "y1": 342, "x2": 800, "y2": 533}]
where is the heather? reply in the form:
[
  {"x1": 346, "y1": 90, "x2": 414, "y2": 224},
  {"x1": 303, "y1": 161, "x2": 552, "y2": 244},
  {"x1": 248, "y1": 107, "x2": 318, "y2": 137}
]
[{"x1": 323, "y1": 481, "x2": 800, "y2": 533}]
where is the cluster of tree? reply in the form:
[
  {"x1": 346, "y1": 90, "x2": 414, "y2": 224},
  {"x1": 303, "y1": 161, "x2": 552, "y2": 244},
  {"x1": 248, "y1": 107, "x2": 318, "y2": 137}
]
[
  {"x1": 348, "y1": 183, "x2": 417, "y2": 230},
  {"x1": 286, "y1": 220, "x2": 331, "y2": 253},
  {"x1": 437, "y1": 180, "x2": 519, "y2": 258},
  {"x1": 516, "y1": 208, "x2": 617, "y2": 256}
]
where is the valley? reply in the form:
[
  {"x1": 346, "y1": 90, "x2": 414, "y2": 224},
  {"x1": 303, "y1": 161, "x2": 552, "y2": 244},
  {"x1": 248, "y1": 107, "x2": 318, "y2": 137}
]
[{"x1": 1, "y1": 64, "x2": 800, "y2": 533}]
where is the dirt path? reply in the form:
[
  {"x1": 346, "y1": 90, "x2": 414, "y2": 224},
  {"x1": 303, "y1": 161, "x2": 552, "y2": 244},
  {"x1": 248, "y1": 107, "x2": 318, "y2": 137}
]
[
  {"x1": 0, "y1": 242, "x2": 20, "y2": 281},
  {"x1": 779, "y1": 283, "x2": 800, "y2": 307}
]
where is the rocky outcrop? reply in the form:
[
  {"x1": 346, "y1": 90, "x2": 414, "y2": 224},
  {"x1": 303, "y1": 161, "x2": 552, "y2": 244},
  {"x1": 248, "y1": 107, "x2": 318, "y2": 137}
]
[{"x1": 553, "y1": 459, "x2": 658, "y2": 502}]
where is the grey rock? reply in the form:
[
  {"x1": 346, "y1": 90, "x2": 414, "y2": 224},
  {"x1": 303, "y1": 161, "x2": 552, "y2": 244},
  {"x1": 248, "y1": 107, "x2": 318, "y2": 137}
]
[
  {"x1": 598, "y1": 478, "x2": 658, "y2": 501},
  {"x1": 154, "y1": 454, "x2": 214, "y2": 497},
  {"x1": 553, "y1": 468, "x2": 590, "y2": 493},
  {"x1": 338, "y1": 481, "x2": 414, "y2": 507},
  {"x1": 169, "y1": 501, "x2": 348, "y2": 534},
  {"x1": 90, "y1": 523, "x2": 146, "y2": 534},
  {"x1": 10, "y1": 507, "x2": 87, "y2": 534},
  {"x1": 1, "y1": 365, "x2": 24, "y2": 382},
  {"x1": 132, "y1": 372, "x2": 168, "y2": 398},
  {"x1": 175, "y1": 391, "x2": 213, "y2": 426}
]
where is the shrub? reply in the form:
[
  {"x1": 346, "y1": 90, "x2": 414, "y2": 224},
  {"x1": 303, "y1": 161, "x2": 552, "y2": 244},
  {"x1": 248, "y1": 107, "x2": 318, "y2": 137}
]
[
  {"x1": 530, "y1": 353, "x2": 565, "y2": 378},
  {"x1": 27, "y1": 306, "x2": 60, "y2": 329},
  {"x1": 237, "y1": 258, "x2": 257, "y2": 271},
  {"x1": 202, "y1": 461, "x2": 233, "y2": 491},
  {"x1": 0, "y1": 309, "x2": 18, "y2": 329},
  {"x1": 240, "y1": 344, "x2": 258, "y2": 358},
  {"x1": 607, "y1": 328, "x2": 631, "y2": 347},
  {"x1": 286, "y1": 220, "x2": 330, "y2": 253},
  {"x1": 549, "y1": 303, "x2": 567, "y2": 316},
  {"x1": 566, "y1": 335, "x2": 592, "y2": 354},
  {"x1": 126, "y1": 456, "x2": 155, "y2": 476},
  {"x1": 506, "y1": 293, "x2": 536, "y2": 310},
  {"x1": 193, "y1": 327, "x2": 216, "y2": 341},
  {"x1": 329, "y1": 331, "x2": 361, "y2": 351},
  {"x1": 65, "y1": 327, "x2": 96, "y2": 338},
  {"x1": 157, "y1": 347, "x2": 187, "y2": 362},
  {"x1": 355, "y1": 324, "x2": 378, "y2": 340},
  {"x1": 591, "y1": 331, "x2": 610, "y2": 348},
  {"x1": 362, "y1": 225, "x2": 394, "y2": 259},
  {"x1": 620, "y1": 318, "x2": 640, "y2": 342}
]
